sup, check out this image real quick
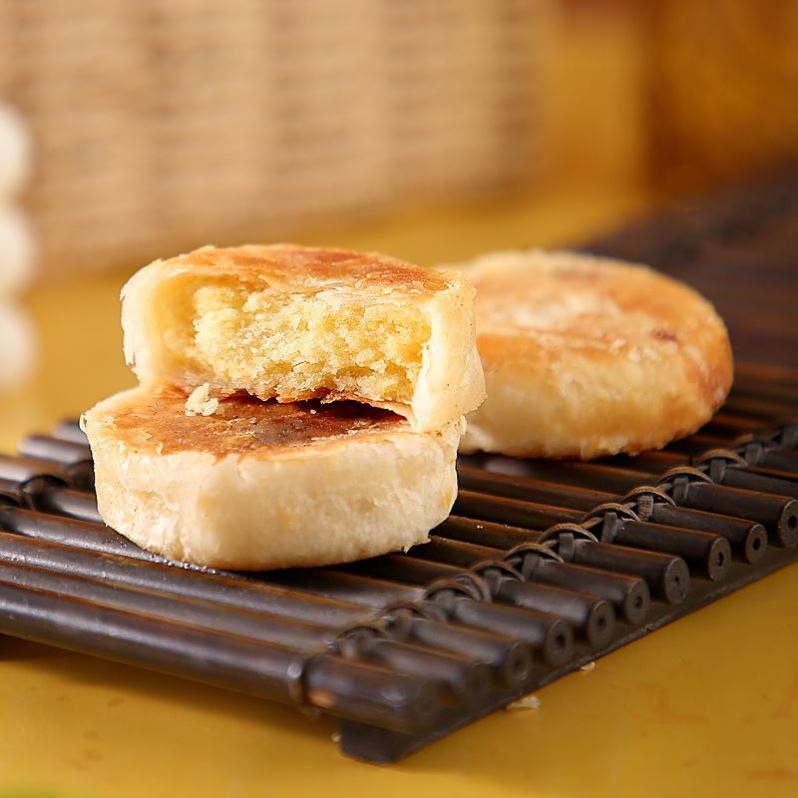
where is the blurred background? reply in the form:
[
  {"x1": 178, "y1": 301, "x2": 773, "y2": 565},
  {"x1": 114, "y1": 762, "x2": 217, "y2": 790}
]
[{"x1": 0, "y1": 0, "x2": 796, "y2": 445}]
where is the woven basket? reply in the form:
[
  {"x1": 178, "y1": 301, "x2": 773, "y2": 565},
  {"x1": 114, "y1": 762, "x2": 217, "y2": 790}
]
[{"x1": 0, "y1": 0, "x2": 551, "y2": 276}]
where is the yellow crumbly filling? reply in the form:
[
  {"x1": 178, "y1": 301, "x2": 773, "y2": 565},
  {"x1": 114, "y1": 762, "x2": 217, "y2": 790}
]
[{"x1": 159, "y1": 280, "x2": 430, "y2": 403}]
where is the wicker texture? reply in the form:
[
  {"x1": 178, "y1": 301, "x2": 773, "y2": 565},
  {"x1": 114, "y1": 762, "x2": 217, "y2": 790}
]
[{"x1": 0, "y1": 0, "x2": 550, "y2": 275}]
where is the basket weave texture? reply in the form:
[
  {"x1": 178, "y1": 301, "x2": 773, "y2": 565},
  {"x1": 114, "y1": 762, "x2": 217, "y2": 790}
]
[{"x1": 0, "y1": 0, "x2": 549, "y2": 274}]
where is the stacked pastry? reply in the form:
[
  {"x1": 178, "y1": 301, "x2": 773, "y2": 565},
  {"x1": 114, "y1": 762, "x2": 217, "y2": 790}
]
[
  {"x1": 0, "y1": 104, "x2": 36, "y2": 391},
  {"x1": 82, "y1": 244, "x2": 485, "y2": 569}
]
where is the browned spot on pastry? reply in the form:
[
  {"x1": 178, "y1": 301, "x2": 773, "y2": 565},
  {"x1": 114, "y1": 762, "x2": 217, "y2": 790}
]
[
  {"x1": 166, "y1": 244, "x2": 448, "y2": 293},
  {"x1": 652, "y1": 328, "x2": 679, "y2": 343},
  {"x1": 108, "y1": 386, "x2": 406, "y2": 458}
]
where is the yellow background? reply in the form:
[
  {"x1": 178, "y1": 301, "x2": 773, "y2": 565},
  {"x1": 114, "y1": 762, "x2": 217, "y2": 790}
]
[{"x1": 0, "y1": 191, "x2": 796, "y2": 797}]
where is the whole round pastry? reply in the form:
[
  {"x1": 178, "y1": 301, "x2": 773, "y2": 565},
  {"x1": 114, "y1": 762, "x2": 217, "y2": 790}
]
[
  {"x1": 447, "y1": 250, "x2": 733, "y2": 459},
  {"x1": 82, "y1": 386, "x2": 462, "y2": 569}
]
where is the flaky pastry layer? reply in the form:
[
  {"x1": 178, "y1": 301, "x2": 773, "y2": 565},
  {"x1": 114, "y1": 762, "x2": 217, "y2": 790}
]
[
  {"x1": 122, "y1": 244, "x2": 484, "y2": 431},
  {"x1": 82, "y1": 386, "x2": 462, "y2": 569}
]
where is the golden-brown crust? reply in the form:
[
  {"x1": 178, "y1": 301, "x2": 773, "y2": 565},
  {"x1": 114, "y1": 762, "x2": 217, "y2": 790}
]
[
  {"x1": 122, "y1": 243, "x2": 482, "y2": 431},
  {"x1": 82, "y1": 387, "x2": 462, "y2": 569},
  {"x1": 98, "y1": 385, "x2": 407, "y2": 459},
  {"x1": 159, "y1": 244, "x2": 449, "y2": 293},
  {"x1": 448, "y1": 250, "x2": 733, "y2": 458},
  {"x1": 471, "y1": 254, "x2": 732, "y2": 407}
]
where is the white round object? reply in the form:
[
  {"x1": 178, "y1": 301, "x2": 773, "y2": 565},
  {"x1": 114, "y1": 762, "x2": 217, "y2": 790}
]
[
  {"x1": 0, "y1": 103, "x2": 33, "y2": 197},
  {"x1": 0, "y1": 303, "x2": 37, "y2": 391},
  {"x1": 0, "y1": 105, "x2": 33, "y2": 196},
  {"x1": 0, "y1": 205, "x2": 36, "y2": 297}
]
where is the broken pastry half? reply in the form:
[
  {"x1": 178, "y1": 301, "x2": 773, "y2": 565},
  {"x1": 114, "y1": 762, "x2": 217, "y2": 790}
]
[
  {"x1": 82, "y1": 386, "x2": 462, "y2": 569},
  {"x1": 121, "y1": 244, "x2": 485, "y2": 431}
]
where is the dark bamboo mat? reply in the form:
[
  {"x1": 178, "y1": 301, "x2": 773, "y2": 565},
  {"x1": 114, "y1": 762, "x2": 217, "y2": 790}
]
[{"x1": 1, "y1": 174, "x2": 797, "y2": 762}]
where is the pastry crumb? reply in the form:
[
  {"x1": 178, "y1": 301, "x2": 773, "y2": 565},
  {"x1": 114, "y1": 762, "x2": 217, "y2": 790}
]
[
  {"x1": 185, "y1": 383, "x2": 219, "y2": 417},
  {"x1": 331, "y1": 732, "x2": 341, "y2": 743},
  {"x1": 580, "y1": 661, "x2": 596, "y2": 672},
  {"x1": 506, "y1": 694, "x2": 540, "y2": 711}
]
